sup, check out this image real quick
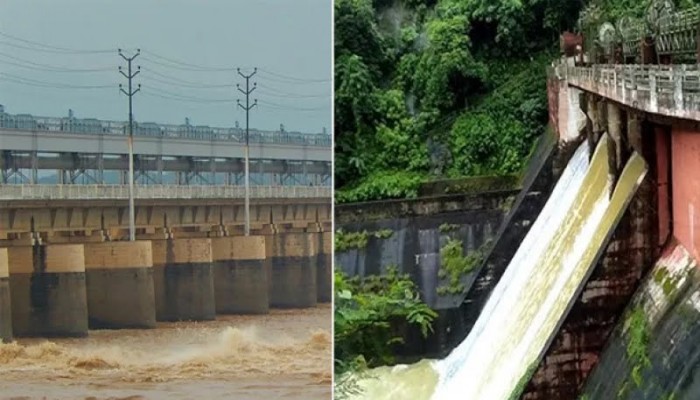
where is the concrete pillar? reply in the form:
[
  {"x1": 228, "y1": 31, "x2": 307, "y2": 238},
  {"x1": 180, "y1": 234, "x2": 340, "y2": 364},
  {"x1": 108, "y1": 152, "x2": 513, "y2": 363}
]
[
  {"x1": 627, "y1": 113, "x2": 643, "y2": 155},
  {"x1": 317, "y1": 231, "x2": 332, "y2": 303},
  {"x1": 152, "y1": 238, "x2": 215, "y2": 321},
  {"x1": 84, "y1": 241, "x2": 156, "y2": 329},
  {"x1": 0, "y1": 249, "x2": 12, "y2": 342},
  {"x1": 211, "y1": 236, "x2": 268, "y2": 314},
  {"x1": 586, "y1": 95, "x2": 602, "y2": 140},
  {"x1": 607, "y1": 102, "x2": 623, "y2": 171},
  {"x1": 8, "y1": 244, "x2": 88, "y2": 337},
  {"x1": 267, "y1": 232, "x2": 318, "y2": 308}
]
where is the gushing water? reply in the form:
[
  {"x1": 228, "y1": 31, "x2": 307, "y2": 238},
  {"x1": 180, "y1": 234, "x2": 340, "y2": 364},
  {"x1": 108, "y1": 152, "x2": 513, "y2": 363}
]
[
  {"x1": 347, "y1": 134, "x2": 647, "y2": 400},
  {"x1": 0, "y1": 306, "x2": 331, "y2": 400}
]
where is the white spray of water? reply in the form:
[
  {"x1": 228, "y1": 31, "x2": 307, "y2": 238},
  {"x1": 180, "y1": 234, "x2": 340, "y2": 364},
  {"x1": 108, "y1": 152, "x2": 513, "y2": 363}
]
[
  {"x1": 433, "y1": 140, "x2": 591, "y2": 386},
  {"x1": 430, "y1": 134, "x2": 645, "y2": 399}
]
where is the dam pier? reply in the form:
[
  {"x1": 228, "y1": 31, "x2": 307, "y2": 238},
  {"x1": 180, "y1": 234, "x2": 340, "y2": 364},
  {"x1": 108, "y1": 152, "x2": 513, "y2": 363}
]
[{"x1": 0, "y1": 113, "x2": 332, "y2": 341}]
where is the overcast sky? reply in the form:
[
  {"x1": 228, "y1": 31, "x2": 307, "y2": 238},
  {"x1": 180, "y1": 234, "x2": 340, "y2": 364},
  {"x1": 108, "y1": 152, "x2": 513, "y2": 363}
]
[{"x1": 0, "y1": 0, "x2": 331, "y2": 133}]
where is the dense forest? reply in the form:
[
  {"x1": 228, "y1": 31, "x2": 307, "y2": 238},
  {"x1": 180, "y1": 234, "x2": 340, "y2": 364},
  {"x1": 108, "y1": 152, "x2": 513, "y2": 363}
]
[
  {"x1": 334, "y1": 0, "x2": 582, "y2": 203},
  {"x1": 334, "y1": 0, "x2": 700, "y2": 203}
]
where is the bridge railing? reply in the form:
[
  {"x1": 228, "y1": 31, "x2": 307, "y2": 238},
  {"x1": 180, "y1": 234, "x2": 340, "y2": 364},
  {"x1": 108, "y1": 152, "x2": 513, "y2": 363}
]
[
  {"x1": 557, "y1": 63, "x2": 700, "y2": 118},
  {"x1": 656, "y1": 6, "x2": 700, "y2": 55},
  {"x1": 0, "y1": 184, "x2": 332, "y2": 200},
  {"x1": 0, "y1": 115, "x2": 331, "y2": 148}
]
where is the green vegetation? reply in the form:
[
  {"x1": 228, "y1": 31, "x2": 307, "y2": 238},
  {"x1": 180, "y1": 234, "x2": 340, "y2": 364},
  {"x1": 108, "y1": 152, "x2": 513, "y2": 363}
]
[
  {"x1": 653, "y1": 266, "x2": 682, "y2": 298},
  {"x1": 660, "y1": 392, "x2": 678, "y2": 400},
  {"x1": 335, "y1": 170, "x2": 425, "y2": 203},
  {"x1": 335, "y1": 228, "x2": 394, "y2": 252},
  {"x1": 334, "y1": 268, "x2": 438, "y2": 383},
  {"x1": 437, "y1": 239, "x2": 477, "y2": 294},
  {"x1": 335, "y1": 355, "x2": 369, "y2": 400},
  {"x1": 335, "y1": 230, "x2": 370, "y2": 252},
  {"x1": 624, "y1": 306, "x2": 651, "y2": 388},
  {"x1": 374, "y1": 228, "x2": 394, "y2": 239},
  {"x1": 436, "y1": 238, "x2": 489, "y2": 295},
  {"x1": 438, "y1": 223, "x2": 459, "y2": 233},
  {"x1": 507, "y1": 362, "x2": 538, "y2": 400},
  {"x1": 335, "y1": 0, "x2": 582, "y2": 202},
  {"x1": 617, "y1": 381, "x2": 631, "y2": 400},
  {"x1": 419, "y1": 174, "x2": 521, "y2": 196}
]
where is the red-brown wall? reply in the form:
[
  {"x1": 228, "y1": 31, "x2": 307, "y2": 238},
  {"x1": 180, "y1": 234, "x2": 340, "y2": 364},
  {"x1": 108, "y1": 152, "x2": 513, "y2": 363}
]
[
  {"x1": 656, "y1": 126, "x2": 672, "y2": 247},
  {"x1": 671, "y1": 129, "x2": 700, "y2": 262}
]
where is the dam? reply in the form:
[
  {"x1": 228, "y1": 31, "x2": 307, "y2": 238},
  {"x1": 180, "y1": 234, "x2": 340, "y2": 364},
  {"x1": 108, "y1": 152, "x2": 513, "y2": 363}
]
[
  {"x1": 336, "y1": 5, "x2": 700, "y2": 399},
  {"x1": 0, "y1": 112, "x2": 333, "y2": 399},
  {"x1": 342, "y1": 133, "x2": 646, "y2": 399}
]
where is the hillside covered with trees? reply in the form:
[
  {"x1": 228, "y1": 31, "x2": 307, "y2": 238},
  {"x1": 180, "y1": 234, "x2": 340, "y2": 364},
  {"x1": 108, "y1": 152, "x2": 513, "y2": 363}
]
[
  {"x1": 334, "y1": 0, "x2": 584, "y2": 202},
  {"x1": 335, "y1": 0, "x2": 700, "y2": 203}
]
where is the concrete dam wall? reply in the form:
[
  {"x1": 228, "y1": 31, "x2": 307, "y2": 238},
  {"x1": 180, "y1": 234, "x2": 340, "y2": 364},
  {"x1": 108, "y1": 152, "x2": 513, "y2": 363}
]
[
  {"x1": 0, "y1": 230, "x2": 331, "y2": 339},
  {"x1": 580, "y1": 241, "x2": 700, "y2": 400},
  {"x1": 334, "y1": 132, "x2": 558, "y2": 359}
]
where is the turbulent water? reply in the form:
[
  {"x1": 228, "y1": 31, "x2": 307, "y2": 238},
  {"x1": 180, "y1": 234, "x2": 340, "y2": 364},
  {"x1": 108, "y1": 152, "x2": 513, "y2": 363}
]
[
  {"x1": 346, "y1": 134, "x2": 647, "y2": 400},
  {"x1": 0, "y1": 305, "x2": 331, "y2": 400}
]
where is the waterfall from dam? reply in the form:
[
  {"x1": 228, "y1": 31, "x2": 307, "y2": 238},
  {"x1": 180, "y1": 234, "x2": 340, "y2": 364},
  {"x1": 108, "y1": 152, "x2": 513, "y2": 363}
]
[{"x1": 345, "y1": 134, "x2": 647, "y2": 400}]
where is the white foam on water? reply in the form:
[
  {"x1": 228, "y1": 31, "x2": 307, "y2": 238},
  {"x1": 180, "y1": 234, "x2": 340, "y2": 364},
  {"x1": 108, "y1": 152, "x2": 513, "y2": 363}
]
[{"x1": 432, "y1": 141, "x2": 591, "y2": 389}]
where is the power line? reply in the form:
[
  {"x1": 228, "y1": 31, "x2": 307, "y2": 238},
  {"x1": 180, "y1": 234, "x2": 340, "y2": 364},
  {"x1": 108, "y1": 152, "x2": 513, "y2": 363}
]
[
  {"x1": 142, "y1": 68, "x2": 236, "y2": 88},
  {"x1": 140, "y1": 55, "x2": 234, "y2": 72},
  {"x1": 0, "y1": 72, "x2": 113, "y2": 89},
  {"x1": 257, "y1": 83, "x2": 330, "y2": 98},
  {"x1": 0, "y1": 40, "x2": 115, "y2": 55},
  {"x1": 257, "y1": 68, "x2": 330, "y2": 83},
  {"x1": 0, "y1": 32, "x2": 330, "y2": 83},
  {"x1": 141, "y1": 90, "x2": 234, "y2": 104},
  {"x1": 257, "y1": 99, "x2": 329, "y2": 112},
  {"x1": 0, "y1": 51, "x2": 113, "y2": 72},
  {"x1": 0, "y1": 31, "x2": 115, "y2": 54},
  {"x1": 140, "y1": 67, "x2": 328, "y2": 96},
  {"x1": 141, "y1": 67, "x2": 329, "y2": 97},
  {"x1": 141, "y1": 50, "x2": 237, "y2": 71},
  {"x1": 144, "y1": 74, "x2": 233, "y2": 89},
  {"x1": 143, "y1": 51, "x2": 328, "y2": 83},
  {"x1": 253, "y1": 72, "x2": 330, "y2": 86},
  {"x1": 144, "y1": 86, "x2": 236, "y2": 102}
]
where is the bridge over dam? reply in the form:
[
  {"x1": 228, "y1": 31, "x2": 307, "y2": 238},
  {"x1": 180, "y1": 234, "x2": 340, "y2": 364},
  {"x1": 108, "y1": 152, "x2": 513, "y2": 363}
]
[
  {"x1": 522, "y1": 62, "x2": 700, "y2": 400},
  {"x1": 0, "y1": 110, "x2": 331, "y2": 185},
  {"x1": 0, "y1": 111, "x2": 332, "y2": 342},
  {"x1": 334, "y1": 62, "x2": 700, "y2": 400}
]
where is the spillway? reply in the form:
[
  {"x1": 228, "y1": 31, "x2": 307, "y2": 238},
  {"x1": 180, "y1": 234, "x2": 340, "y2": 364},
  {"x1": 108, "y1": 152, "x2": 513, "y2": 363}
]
[{"x1": 344, "y1": 134, "x2": 647, "y2": 400}]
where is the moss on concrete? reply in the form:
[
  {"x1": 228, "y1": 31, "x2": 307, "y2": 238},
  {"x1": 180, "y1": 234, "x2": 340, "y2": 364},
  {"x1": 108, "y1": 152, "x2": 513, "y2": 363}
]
[
  {"x1": 436, "y1": 239, "x2": 489, "y2": 296},
  {"x1": 624, "y1": 306, "x2": 651, "y2": 389},
  {"x1": 438, "y1": 223, "x2": 460, "y2": 233},
  {"x1": 507, "y1": 361, "x2": 538, "y2": 400},
  {"x1": 335, "y1": 229, "x2": 394, "y2": 252},
  {"x1": 653, "y1": 267, "x2": 682, "y2": 299},
  {"x1": 419, "y1": 174, "x2": 521, "y2": 197}
]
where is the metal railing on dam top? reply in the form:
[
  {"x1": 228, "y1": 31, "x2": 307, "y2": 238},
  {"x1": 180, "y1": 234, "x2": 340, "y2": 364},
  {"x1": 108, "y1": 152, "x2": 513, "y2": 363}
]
[
  {"x1": 0, "y1": 113, "x2": 331, "y2": 148},
  {"x1": 553, "y1": 63, "x2": 700, "y2": 121},
  {"x1": 0, "y1": 184, "x2": 331, "y2": 201}
]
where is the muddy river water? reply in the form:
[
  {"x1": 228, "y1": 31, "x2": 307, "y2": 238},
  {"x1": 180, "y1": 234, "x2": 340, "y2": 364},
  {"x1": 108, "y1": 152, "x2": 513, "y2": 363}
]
[{"x1": 0, "y1": 305, "x2": 331, "y2": 400}]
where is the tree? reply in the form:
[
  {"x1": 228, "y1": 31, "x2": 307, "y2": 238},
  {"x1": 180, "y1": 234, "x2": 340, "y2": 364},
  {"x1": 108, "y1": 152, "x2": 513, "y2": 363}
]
[{"x1": 335, "y1": 0, "x2": 390, "y2": 79}]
